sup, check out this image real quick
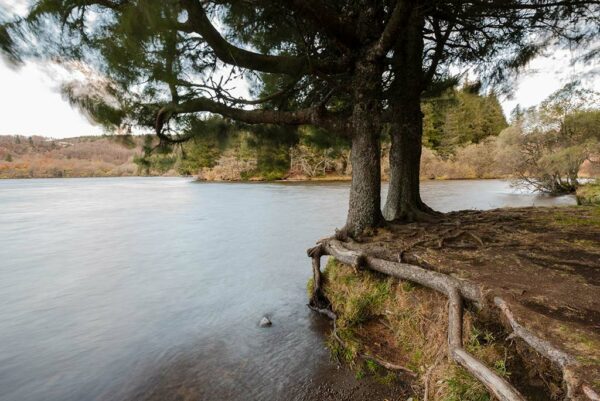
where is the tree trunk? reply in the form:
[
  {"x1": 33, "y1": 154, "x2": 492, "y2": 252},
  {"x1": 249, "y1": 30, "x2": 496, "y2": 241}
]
[
  {"x1": 383, "y1": 12, "x2": 437, "y2": 222},
  {"x1": 343, "y1": 58, "x2": 384, "y2": 238},
  {"x1": 383, "y1": 106, "x2": 432, "y2": 221}
]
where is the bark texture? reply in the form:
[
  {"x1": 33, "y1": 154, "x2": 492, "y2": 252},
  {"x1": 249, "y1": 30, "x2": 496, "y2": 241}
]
[
  {"x1": 343, "y1": 57, "x2": 385, "y2": 238},
  {"x1": 384, "y1": 110, "x2": 430, "y2": 221}
]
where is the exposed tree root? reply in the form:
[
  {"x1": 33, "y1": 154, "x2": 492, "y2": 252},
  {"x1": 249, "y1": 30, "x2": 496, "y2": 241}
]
[
  {"x1": 360, "y1": 351, "x2": 417, "y2": 376},
  {"x1": 583, "y1": 385, "x2": 600, "y2": 401},
  {"x1": 307, "y1": 244, "x2": 330, "y2": 310},
  {"x1": 383, "y1": 200, "x2": 444, "y2": 223},
  {"x1": 388, "y1": 206, "x2": 442, "y2": 224},
  {"x1": 307, "y1": 238, "x2": 598, "y2": 401}
]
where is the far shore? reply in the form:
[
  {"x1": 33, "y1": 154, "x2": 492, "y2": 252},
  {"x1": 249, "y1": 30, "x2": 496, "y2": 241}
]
[{"x1": 0, "y1": 174, "x2": 514, "y2": 182}]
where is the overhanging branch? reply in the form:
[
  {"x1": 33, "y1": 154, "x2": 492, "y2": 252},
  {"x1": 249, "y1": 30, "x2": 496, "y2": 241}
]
[
  {"x1": 155, "y1": 97, "x2": 349, "y2": 140},
  {"x1": 181, "y1": 0, "x2": 348, "y2": 75}
]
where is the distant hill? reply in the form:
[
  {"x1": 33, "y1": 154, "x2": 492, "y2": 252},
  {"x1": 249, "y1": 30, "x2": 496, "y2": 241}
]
[{"x1": 0, "y1": 135, "x2": 152, "y2": 178}]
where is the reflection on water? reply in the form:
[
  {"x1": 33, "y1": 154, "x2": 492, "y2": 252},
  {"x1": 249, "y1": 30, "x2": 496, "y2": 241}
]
[{"x1": 0, "y1": 178, "x2": 575, "y2": 401}]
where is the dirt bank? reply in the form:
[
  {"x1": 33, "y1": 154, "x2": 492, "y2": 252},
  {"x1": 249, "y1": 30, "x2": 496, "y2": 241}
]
[{"x1": 311, "y1": 206, "x2": 600, "y2": 400}]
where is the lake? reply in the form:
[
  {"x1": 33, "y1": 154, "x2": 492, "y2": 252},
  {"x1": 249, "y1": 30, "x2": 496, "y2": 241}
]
[{"x1": 0, "y1": 178, "x2": 575, "y2": 401}]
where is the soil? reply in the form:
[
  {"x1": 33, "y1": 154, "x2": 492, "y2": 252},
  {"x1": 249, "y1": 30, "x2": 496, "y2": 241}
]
[
  {"x1": 345, "y1": 206, "x2": 600, "y2": 396},
  {"x1": 124, "y1": 359, "x2": 413, "y2": 401},
  {"x1": 295, "y1": 363, "x2": 413, "y2": 401}
]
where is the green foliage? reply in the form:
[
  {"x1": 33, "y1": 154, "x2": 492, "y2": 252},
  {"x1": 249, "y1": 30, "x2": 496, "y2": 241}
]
[
  {"x1": 131, "y1": 117, "x2": 298, "y2": 179},
  {"x1": 4, "y1": 153, "x2": 13, "y2": 162},
  {"x1": 422, "y1": 85, "x2": 508, "y2": 154},
  {"x1": 133, "y1": 135, "x2": 177, "y2": 175},
  {"x1": 253, "y1": 144, "x2": 290, "y2": 179},
  {"x1": 110, "y1": 134, "x2": 137, "y2": 149},
  {"x1": 135, "y1": 84, "x2": 506, "y2": 178},
  {"x1": 563, "y1": 110, "x2": 600, "y2": 143},
  {"x1": 244, "y1": 124, "x2": 297, "y2": 179},
  {"x1": 178, "y1": 139, "x2": 221, "y2": 175},
  {"x1": 300, "y1": 125, "x2": 349, "y2": 151}
]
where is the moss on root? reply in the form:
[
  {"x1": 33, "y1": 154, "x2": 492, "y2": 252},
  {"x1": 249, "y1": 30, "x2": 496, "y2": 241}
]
[{"x1": 318, "y1": 258, "x2": 561, "y2": 401}]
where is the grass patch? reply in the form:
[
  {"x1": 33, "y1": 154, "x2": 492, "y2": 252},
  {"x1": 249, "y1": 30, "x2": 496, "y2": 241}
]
[
  {"x1": 322, "y1": 258, "x2": 391, "y2": 367},
  {"x1": 318, "y1": 258, "x2": 522, "y2": 400},
  {"x1": 576, "y1": 182, "x2": 600, "y2": 206},
  {"x1": 322, "y1": 258, "x2": 392, "y2": 328},
  {"x1": 547, "y1": 206, "x2": 600, "y2": 228},
  {"x1": 306, "y1": 277, "x2": 314, "y2": 299}
]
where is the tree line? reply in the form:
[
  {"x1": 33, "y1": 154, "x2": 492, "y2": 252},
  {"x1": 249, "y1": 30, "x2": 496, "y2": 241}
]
[
  {"x1": 0, "y1": 135, "x2": 141, "y2": 178},
  {"x1": 135, "y1": 85, "x2": 508, "y2": 178}
]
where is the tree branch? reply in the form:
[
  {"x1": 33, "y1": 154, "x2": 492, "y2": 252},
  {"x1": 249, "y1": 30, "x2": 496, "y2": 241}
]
[
  {"x1": 423, "y1": 18, "x2": 455, "y2": 87},
  {"x1": 370, "y1": 0, "x2": 414, "y2": 59},
  {"x1": 156, "y1": 98, "x2": 349, "y2": 139},
  {"x1": 181, "y1": 0, "x2": 347, "y2": 75}
]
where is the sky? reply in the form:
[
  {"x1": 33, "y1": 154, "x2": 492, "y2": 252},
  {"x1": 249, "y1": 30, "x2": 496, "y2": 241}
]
[
  {"x1": 0, "y1": 61, "x2": 106, "y2": 138},
  {"x1": 0, "y1": 0, "x2": 598, "y2": 138}
]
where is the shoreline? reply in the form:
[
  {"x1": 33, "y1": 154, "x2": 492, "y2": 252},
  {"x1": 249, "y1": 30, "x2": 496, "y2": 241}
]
[{"x1": 0, "y1": 174, "x2": 514, "y2": 182}]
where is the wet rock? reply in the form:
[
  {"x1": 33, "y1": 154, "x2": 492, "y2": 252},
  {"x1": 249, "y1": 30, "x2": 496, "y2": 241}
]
[{"x1": 259, "y1": 316, "x2": 272, "y2": 327}]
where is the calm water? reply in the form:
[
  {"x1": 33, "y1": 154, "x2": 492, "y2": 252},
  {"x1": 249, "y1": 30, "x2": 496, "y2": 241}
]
[{"x1": 0, "y1": 178, "x2": 575, "y2": 401}]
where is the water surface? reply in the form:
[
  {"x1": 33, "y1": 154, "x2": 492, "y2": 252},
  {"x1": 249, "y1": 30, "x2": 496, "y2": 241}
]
[{"x1": 0, "y1": 178, "x2": 575, "y2": 401}]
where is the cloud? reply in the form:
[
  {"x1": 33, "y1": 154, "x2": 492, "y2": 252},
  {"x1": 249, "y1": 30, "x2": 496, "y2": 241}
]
[
  {"x1": 0, "y1": 60, "x2": 105, "y2": 138},
  {"x1": 501, "y1": 48, "x2": 600, "y2": 117}
]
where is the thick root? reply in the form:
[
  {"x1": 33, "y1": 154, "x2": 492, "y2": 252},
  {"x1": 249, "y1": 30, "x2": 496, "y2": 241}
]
[
  {"x1": 307, "y1": 244, "x2": 330, "y2": 309},
  {"x1": 385, "y1": 203, "x2": 442, "y2": 223}
]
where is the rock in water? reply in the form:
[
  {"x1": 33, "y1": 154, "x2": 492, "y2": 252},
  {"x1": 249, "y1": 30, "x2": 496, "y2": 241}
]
[{"x1": 259, "y1": 316, "x2": 272, "y2": 327}]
